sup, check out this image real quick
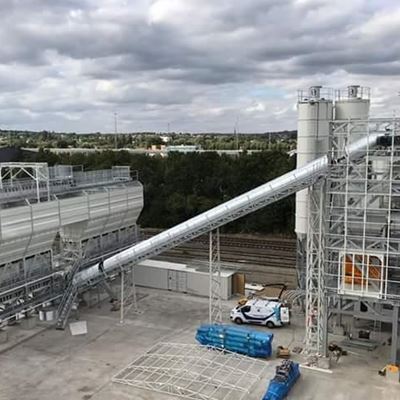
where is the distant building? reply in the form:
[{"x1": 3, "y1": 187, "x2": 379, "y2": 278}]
[
  {"x1": 166, "y1": 145, "x2": 201, "y2": 153},
  {"x1": 150, "y1": 144, "x2": 166, "y2": 151},
  {"x1": 160, "y1": 136, "x2": 171, "y2": 143}
]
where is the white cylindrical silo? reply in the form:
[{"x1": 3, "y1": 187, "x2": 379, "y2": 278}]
[
  {"x1": 295, "y1": 86, "x2": 333, "y2": 236},
  {"x1": 335, "y1": 85, "x2": 370, "y2": 143},
  {"x1": 335, "y1": 85, "x2": 375, "y2": 209},
  {"x1": 335, "y1": 85, "x2": 370, "y2": 119},
  {"x1": 295, "y1": 86, "x2": 333, "y2": 289}
]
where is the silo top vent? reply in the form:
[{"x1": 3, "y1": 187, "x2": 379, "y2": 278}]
[
  {"x1": 335, "y1": 86, "x2": 370, "y2": 101},
  {"x1": 309, "y1": 85, "x2": 322, "y2": 99},
  {"x1": 297, "y1": 86, "x2": 333, "y2": 102}
]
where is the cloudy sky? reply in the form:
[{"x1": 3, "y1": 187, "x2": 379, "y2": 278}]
[{"x1": 1, "y1": 0, "x2": 399, "y2": 133}]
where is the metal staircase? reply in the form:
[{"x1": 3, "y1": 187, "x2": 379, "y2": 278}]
[
  {"x1": 56, "y1": 260, "x2": 81, "y2": 330},
  {"x1": 55, "y1": 258, "x2": 117, "y2": 329},
  {"x1": 56, "y1": 286, "x2": 78, "y2": 330}
]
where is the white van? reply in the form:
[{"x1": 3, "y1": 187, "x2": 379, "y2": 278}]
[{"x1": 230, "y1": 298, "x2": 289, "y2": 328}]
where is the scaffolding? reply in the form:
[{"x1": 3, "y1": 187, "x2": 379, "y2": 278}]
[
  {"x1": 0, "y1": 162, "x2": 50, "y2": 203},
  {"x1": 118, "y1": 263, "x2": 139, "y2": 325},
  {"x1": 325, "y1": 119, "x2": 400, "y2": 301},
  {"x1": 112, "y1": 342, "x2": 271, "y2": 400},
  {"x1": 305, "y1": 182, "x2": 328, "y2": 356},
  {"x1": 304, "y1": 117, "x2": 400, "y2": 358},
  {"x1": 0, "y1": 163, "x2": 134, "y2": 205},
  {"x1": 209, "y1": 229, "x2": 222, "y2": 324}
]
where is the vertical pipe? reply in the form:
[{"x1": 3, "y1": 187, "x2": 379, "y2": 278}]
[
  {"x1": 391, "y1": 305, "x2": 399, "y2": 365},
  {"x1": 35, "y1": 167, "x2": 40, "y2": 203},
  {"x1": 342, "y1": 123, "x2": 351, "y2": 292},
  {"x1": 208, "y1": 231, "x2": 212, "y2": 324},
  {"x1": 131, "y1": 265, "x2": 138, "y2": 312},
  {"x1": 321, "y1": 295, "x2": 329, "y2": 358},
  {"x1": 86, "y1": 191, "x2": 90, "y2": 219},
  {"x1": 384, "y1": 131, "x2": 395, "y2": 300},
  {"x1": 46, "y1": 174, "x2": 50, "y2": 202},
  {"x1": 114, "y1": 112, "x2": 118, "y2": 150},
  {"x1": 216, "y1": 228, "x2": 221, "y2": 324},
  {"x1": 361, "y1": 124, "x2": 371, "y2": 294},
  {"x1": 120, "y1": 269, "x2": 124, "y2": 324}
]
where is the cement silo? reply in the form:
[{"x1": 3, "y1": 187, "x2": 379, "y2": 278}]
[
  {"x1": 295, "y1": 86, "x2": 333, "y2": 288},
  {"x1": 335, "y1": 85, "x2": 370, "y2": 120},
  {"x1": 334, "y1": 86, "x2": 375, "y2": 208},
  {"x1": 335, "y1": 85, "x2": 370, "y2": 144}
]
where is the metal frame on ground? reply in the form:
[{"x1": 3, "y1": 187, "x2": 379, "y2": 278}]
[{"x1": 112, "y1": 342, "x2": 272, "y2": 400}]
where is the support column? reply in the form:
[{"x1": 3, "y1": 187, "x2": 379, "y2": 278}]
[
  {"x1": 391, "y1": 305, "x2": 399, "y2": 365},
  {"x1": 209, "y1": 228, "x2": 222, "y2": 324},
  {"x1": 120, "y1": 268, "x2": 124, "y2": 324},
  {"x1": 130, "y1": 265, "x2": 138, "y2": 313},
  {"x1": 296, "y1": 235, "x2": 307, "y2": 290},
  {"x1": 305, "y1": 182, "x2": 328, "y2": 358},
  {"x1": 119, "y1": 264, "x2": 138, "y2": 325}
]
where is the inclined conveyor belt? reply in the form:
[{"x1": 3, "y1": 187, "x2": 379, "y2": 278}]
[{"x1": 76, "y1": 133, "x2": 383, "y2": 287}]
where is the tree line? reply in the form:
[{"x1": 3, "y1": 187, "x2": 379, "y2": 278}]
[
  {"x1": 29, "y1": 148, "x2": 296, "y2": 236},
  {"x1": 1, "y1": 130, "x2": 296, "y2": 151}
]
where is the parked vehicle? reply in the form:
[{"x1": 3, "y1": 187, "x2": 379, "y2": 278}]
[{"x1": 230, "y1": 298, "x2": 289, "y2": 328}]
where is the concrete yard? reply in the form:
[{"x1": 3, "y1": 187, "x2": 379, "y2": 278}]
[{"x1": 0, "y1": 287, "x2": 399, "y2": 400}]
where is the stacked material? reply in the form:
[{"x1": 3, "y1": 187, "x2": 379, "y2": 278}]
[
  {"x1": 195, "y1": 324, "x2": 273, "y2": 358},
  {"x1": 263, "y1": 360, "x2": 300, "y2": 400}
]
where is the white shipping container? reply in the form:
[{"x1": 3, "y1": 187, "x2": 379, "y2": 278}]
[{"x1": 135, "y1": 259, "x2": 234, "y2": 300}]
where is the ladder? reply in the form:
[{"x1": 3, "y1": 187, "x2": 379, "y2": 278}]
[{"x1": 56, "y1": 261, "x2": 81, "y2": 330}]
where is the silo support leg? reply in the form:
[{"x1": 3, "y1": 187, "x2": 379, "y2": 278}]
[
  {"x1": 390, "y1": 305, "x2": 399, "y2": 365},
  {"x1": 209, "y1": 229, "x2": 222, "y2": 324}
]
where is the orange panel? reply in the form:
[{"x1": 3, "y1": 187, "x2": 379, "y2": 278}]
[{"x1": 344, "y1": 254, "x2": 381, "y2": 286}]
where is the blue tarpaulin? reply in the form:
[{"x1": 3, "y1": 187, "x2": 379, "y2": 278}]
[
  {"x1": 195, "y1": 324, "x2": 273, "y2": 358},
  {"x1": 263, "y1": 360, "x2": 300, "y2": 400}
]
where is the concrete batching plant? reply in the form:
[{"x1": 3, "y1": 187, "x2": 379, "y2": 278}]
[{"x1": 0, "y1": 86, "x2": 399, "y2": 370}]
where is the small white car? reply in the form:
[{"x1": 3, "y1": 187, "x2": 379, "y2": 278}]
[{"x1": 230, "y1": 298, "x2": 290, "y2": 328}]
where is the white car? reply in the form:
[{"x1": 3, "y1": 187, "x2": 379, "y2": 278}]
[{"x1": 230, "y1": 299, "x2": 289, "y2": 328}]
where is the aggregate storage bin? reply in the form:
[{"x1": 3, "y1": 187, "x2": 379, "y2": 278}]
[{"x1": 195, "y1": 324, "x2": 273, "y2": 358}]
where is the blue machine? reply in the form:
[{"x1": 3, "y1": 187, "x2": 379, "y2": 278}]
[
  {"x1": 263, "y1": 360, "x2": 300, "y2": 400},
  {"x1": 195, "y1": 324, "x2": 273, "y2": 358}
]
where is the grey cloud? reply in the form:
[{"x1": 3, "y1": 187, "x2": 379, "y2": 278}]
[
  {"x1": 347, "y1": 62, "x2": 400, "y2": 76},
  {"x1": 0, "y1": 0, "x2": 399, "y2": 133}
]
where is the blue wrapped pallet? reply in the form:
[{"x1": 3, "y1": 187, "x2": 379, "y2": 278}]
[
  {"x1": 195, "y1": 324, "x2": 273, "y2": 358},
  {"x1": 263, "y1": 360, "x2": 300, "y2": 400}
]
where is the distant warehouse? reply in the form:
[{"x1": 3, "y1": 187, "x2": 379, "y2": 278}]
[{"x1": 166, "y1": 145, "x2": 201, "y2": 153}]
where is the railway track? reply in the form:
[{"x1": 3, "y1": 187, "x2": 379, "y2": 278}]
[
  {"x1": 191, "y1": 236, "x2": 295, "y2": 252},
  {"x1": 142, "y1": 228, "x2": 295, "y2": 249},
  {"x1": 164, "y1": 246, "x2": 294, "y2": 266},
  {"x1": 141, "y1": 228, "x2": 297, "y2": 286}
]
